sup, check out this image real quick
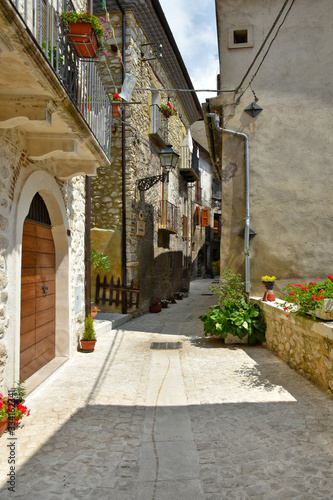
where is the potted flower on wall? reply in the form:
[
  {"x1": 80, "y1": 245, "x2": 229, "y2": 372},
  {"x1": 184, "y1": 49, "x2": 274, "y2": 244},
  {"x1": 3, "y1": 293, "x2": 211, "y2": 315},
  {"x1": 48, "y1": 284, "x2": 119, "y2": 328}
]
[
  {"x1": 150, "y1": 298, "x2": 162, "y2": 313},
  {"x1": 280, "y1": 275, "x2": 333, "y2": 320},
  {"x1": 61, "y1": 11, "x2": 110, "y2": 58},
  {"x1": 110, "y1": 94, "x2": 122, "y2": 117},
  {"x1": 261, "y1": 275, "x2": 277, "y2": 301},
  {"x1": 161, "y1": 299, "x2": 170, "y2": 309},
  {"x1": 160, "y1": 103, "x2": 177, "y2": 119},
  {"x1": 80, "y1": 314, "x2": 97, "y2": 351}
]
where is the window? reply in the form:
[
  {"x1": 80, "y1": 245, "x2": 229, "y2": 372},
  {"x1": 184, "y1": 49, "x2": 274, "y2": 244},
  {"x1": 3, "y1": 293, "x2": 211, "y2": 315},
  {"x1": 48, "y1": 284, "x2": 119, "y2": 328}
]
[
  {"x1": 228, "y1": 26, "x2": 253, "y2": 49},
  {"x1": 201, "y1": 209, "x2": 209, "y2": 227}
]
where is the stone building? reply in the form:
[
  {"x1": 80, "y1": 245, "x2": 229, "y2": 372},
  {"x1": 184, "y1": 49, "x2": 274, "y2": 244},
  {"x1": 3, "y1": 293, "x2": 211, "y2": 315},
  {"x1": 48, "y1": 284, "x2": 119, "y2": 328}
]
[
  {"x1": 0, "y1": 0, "x2": 111, "y2": 392},
  {"x1": 204, "y1": 0, "x2": 333, "y2": 295},
  {"x1": 91, "y1": 0, "x2": 203, "y2": 312},
  {"x1": 190, "y1": 140, "x2": 221, "y2": 279}
]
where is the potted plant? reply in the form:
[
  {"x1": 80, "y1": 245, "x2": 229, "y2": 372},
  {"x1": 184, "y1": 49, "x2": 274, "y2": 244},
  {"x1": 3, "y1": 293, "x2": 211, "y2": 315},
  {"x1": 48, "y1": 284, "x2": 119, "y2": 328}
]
[
  {"x1": 150, "y1": 298, "x2": 162, "y2": 313},
  {"x1": 91, "y1": 305, "x2": 100, "y2": 320},
  {"x1": 110, "y1": 94, "x2": 122, "y2": 117},
  {"x1": 9, "y1": 381, "x2": 26, "y2": 406},
  {"x1": 181, "y1": 288, "x2": 189, "y2": 298},
  {"x1": 61, "y1": 11, "x2": 110, "y2": 58},
  {"x1": 175, "y1": 291, "x2": 184, "y2": 300},
  {"x1": 0, "y1": 394, "x2": 30, "y2": 436},
  {"x1": 91, "y1": 246, "x2": 111, "y2": 272},
  {"x1": 261, "y1": 275, "x2": 277, "y2": 301},
  {"x1": 167, "y1": 296, "x2": 177, "y2": 304},
  {"x1": 280, "y1": 275, "x2": 333, "y2": 320},
  {"x1": 80, "y1": 314, "x2": 97, "y2": 351},
  {"x1": 201, "y1": 269, "x2": 266, "y2": 345},
  {"x1": 161, "y1": 299, "x2": 170, "y2": 309},
  {"x1": 160, "y1": 103, "x2": 177, "y2": 119}
]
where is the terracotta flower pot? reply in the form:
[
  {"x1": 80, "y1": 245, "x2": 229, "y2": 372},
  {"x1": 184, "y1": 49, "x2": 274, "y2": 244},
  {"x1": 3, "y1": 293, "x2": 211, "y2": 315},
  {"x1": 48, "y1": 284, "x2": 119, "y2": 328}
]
[
  {"x1": 91, "y1": 311, "x2": 98, "y2": 320},
  {"x1": 0, "y1": 419, "x2": 8, "y2": 437},
  {"x1": 161, "y1": 303, "x2": 168, "y2": 308},
  {"x1": 162, "y1": 109, "x2": 171, "y2": 119},
  {"x1": 80, "y1": 339, "x2": 97, "y2": 352},
  {"x1": 67, "y1": 22, "x2": 99, "y2": 58},
  {"x1": 262, "y1": 281, "x2": 275, "y2": 301},
  {"x1": 112, "y1": 103, "x2": 121, "y2": 117},
  {"x1": 150, "y1": 305, "x2": 161, "y2": 313}
]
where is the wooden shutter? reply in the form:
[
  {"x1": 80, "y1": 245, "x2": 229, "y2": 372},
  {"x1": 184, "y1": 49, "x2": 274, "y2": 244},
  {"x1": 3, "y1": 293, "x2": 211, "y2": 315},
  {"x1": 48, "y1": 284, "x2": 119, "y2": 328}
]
[
  {"x1": 201, "y1": 208, "x2": 209, "y2": 227},
  {"x1": 196, "y1": 207, "x2": 201, "y2": 226}
]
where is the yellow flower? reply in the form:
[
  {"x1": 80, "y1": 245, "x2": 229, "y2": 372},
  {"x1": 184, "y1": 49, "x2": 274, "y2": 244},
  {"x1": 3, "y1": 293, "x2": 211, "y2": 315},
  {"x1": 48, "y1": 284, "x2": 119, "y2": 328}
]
[{"x1": 261, "y1": 275, "x2": 276, "y2": 281}]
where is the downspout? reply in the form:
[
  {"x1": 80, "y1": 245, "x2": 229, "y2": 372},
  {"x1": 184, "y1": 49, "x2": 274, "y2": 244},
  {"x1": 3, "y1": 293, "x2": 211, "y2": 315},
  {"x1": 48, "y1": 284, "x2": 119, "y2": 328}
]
[
  {"x1": 85, "y1": 0, "x2": 94, "y2": 317},
  {"x1": 115, "y1": 0, "x2": 127, "y2": 313},
  {"x1": 207, "y1": 113, "x2": 251, "y2": 295}
]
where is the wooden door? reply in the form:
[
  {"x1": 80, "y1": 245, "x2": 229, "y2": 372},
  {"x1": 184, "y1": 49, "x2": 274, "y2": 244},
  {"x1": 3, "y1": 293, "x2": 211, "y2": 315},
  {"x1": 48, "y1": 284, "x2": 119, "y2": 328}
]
[{"x1": 20, "y1": 220, "x2": 56, "y2": 381}]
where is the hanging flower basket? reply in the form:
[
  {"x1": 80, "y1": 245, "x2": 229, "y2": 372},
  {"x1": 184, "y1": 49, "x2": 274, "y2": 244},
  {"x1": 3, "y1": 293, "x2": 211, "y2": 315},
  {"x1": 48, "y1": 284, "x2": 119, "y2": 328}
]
[{"x1": 67, "y1": 22, "x2": 99, "y2": 58}]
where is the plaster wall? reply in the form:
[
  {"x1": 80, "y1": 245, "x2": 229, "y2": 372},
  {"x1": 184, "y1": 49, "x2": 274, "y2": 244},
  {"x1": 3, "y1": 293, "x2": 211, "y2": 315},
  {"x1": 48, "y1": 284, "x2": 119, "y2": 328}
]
[{"x1": 215, "y1": 0, "x2": 333, "y2": 295}]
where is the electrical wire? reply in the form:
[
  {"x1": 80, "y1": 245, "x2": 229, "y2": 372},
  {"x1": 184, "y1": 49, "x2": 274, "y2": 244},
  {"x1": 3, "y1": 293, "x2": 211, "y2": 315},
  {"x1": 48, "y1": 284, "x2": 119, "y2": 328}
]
[{"x1": 235, "y1": 0, "x2": 296, "y2": 104}]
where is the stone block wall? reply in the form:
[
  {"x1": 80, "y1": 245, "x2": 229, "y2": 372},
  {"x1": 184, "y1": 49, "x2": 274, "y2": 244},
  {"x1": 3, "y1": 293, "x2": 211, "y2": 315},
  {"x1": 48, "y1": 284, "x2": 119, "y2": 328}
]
[
  {"x1": 91, "y1": 10, "x2": 192, "y2": 311},
  {"x1": 0, "y1": 133, "x2": 87, "y2": 391},
  {"x1": 254, "y1": 299, "x2": 333, "y2": 396}
]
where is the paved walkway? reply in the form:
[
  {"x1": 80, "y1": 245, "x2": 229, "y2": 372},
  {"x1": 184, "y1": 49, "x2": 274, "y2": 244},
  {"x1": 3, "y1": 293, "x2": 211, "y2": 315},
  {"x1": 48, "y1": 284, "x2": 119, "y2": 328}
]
[{"x1": 1, "y1": 279, "x2": 333, "y2": 499}]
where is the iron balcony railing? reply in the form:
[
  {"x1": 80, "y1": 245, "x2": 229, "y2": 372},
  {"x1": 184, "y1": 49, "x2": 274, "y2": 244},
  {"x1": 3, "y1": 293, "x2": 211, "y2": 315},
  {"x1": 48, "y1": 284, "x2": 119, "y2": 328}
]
[
  {"x1": 150, "y1": 104, "x2": 168, "y2": 144},
  {"x1": 9, "y1": 0, "x2": 111, "y2": 160},
  {"x1": 160, "y1": 200, "x2": 178, "y2": 233}
]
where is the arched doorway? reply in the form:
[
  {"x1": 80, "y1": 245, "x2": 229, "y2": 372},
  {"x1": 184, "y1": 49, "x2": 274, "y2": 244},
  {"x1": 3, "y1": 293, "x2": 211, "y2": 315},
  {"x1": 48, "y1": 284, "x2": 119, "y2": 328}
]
[{"x1": 20, "y1": 194, "x2": 56, "y2": 381}]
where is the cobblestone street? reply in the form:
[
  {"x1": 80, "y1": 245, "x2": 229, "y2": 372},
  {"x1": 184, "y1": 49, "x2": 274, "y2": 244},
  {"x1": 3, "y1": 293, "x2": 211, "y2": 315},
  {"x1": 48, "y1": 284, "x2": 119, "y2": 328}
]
[{"x1": 1, "y1": 279, "x2": 333, "y2": 499}]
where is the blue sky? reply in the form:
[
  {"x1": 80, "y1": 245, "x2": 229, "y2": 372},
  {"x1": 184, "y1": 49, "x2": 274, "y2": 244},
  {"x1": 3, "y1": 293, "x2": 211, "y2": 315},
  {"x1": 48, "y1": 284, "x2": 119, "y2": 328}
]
[{"x1": 159, "y1": 0, "x2": 219, "y2": 103}]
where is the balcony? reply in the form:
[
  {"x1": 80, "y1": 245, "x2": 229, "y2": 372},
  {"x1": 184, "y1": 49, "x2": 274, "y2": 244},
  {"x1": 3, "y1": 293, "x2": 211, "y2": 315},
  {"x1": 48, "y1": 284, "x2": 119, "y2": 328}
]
[
  {"x1": 149, "y1": 104, "x2": 168, "y2": 148},
  {"x1": 0, "y1": 0, "x2": 111, "y2": 177},
  {"x1": 179, "y1": 147, "x2": 199, "y2": 182},
  {"x1": 159, "y1": 201, "x2": 178, "y2": 234}
]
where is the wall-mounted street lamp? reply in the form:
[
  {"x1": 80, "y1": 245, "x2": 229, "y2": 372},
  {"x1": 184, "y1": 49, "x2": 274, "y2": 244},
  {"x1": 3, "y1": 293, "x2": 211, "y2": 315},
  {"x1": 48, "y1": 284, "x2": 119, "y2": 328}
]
[{"x1": 137, "y1": 144, "x2": 180, "y2": 191}]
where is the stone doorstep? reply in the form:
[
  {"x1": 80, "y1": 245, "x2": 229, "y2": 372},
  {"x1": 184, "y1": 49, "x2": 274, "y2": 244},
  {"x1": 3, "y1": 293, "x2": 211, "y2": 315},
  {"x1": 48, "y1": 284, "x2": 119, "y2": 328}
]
[{"x1": 93, "y1": 312, "x2": 130, "y2": 336}]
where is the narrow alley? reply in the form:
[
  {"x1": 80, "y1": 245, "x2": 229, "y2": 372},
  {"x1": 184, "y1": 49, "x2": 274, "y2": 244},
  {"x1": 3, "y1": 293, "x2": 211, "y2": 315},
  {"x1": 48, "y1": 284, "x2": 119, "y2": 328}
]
[{"x1": 1, "y1": 279, "x2": 333, "y2": 499}]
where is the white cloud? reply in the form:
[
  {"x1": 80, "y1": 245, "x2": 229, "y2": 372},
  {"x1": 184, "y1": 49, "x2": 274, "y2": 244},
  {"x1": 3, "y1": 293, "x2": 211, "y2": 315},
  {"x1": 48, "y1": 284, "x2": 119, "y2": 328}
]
[{"x1": 159, "y1": 0, "x2": 219, "y2": 103}]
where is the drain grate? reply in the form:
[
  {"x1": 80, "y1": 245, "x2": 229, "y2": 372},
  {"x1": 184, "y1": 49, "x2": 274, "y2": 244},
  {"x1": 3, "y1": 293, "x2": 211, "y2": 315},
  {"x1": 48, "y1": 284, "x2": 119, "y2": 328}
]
[{"x1": 150, "y1": 342, "x2": 183, "y2": 350}]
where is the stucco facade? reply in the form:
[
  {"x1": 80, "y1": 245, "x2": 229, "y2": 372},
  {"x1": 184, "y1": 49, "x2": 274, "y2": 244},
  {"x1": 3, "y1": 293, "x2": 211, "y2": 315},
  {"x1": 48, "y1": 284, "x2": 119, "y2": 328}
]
[{"x1": 206, "y1": 0, "x2": 333, "y2": 295}]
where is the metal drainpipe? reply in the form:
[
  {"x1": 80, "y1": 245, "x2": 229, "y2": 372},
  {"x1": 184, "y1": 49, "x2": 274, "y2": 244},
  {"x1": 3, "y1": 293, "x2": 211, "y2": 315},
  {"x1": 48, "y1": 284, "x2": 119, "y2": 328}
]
[
  {"x1": 115, "y1": 0, "x2": 127, "y2": 313},
  {"x1": 207, "y1": 113, "x2": 251, "y2": 295}
]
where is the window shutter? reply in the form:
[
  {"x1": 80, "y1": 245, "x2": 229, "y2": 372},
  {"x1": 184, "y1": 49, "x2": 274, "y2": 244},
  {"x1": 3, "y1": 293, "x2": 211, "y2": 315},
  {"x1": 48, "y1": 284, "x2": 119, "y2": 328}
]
[
  {"x1": 201, "y1": 208, "x2": 209, "y2": 227},
  {"x1": 195, "y1": 207, "x2": 201, "y2": 226}
]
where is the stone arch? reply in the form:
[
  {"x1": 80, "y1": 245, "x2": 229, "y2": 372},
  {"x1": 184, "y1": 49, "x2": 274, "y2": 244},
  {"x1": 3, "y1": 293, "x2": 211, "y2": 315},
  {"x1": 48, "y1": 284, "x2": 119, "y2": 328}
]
[{"x1": 8, "y1": 170, "x2": 71, "y2": 384}]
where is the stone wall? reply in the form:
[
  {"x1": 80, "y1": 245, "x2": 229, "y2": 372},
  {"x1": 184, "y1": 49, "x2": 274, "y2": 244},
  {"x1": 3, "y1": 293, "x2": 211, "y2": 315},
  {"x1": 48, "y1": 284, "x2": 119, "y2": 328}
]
[
  {"x1": 91, "y1": 10, "x2": 193, "y2": 311},
  {"x1": 0, "y1": 133, "x2": 87, "y2": 391},
  {"x1": 253, "y1": 299, "x2": 333, "y2": 396}
]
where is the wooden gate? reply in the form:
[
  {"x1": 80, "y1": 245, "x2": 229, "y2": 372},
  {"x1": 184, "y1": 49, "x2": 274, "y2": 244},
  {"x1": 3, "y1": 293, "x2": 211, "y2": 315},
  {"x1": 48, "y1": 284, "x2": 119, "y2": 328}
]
[
  {"x1": 95, "y1": 276, "x2": 140, "y2": 310},
  {"x1": 20, "y1": 220, "x2": 56, "y2": 381}
]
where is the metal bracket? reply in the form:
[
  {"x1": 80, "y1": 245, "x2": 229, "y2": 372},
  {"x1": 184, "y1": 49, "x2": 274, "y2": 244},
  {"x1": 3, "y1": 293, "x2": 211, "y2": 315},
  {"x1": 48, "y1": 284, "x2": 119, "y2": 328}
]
[{"x1": 137, "y1": 173, "x2": 166, "y2": 191}]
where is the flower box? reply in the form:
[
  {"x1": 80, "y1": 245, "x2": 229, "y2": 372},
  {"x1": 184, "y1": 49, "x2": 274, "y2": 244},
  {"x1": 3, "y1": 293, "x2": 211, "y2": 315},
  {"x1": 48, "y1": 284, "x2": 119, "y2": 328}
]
[
  {"x1": 67, "y1": 22, "x2": 99, "y2": 58},
  {"x1": 150, "y1": 304, "x2": 161, "y2": 313}
]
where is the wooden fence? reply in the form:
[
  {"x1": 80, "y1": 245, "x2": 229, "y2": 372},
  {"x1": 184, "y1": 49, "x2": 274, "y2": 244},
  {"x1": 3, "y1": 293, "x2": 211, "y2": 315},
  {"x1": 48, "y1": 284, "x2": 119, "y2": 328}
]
[{"x1": 95, "y1": 276, "x2": 140, "y2": 310}]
